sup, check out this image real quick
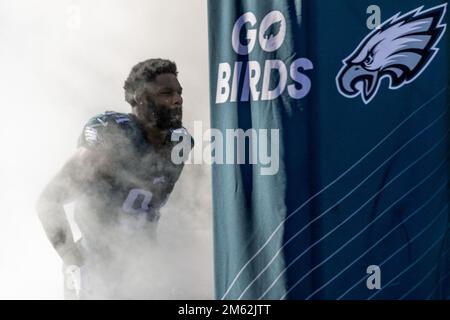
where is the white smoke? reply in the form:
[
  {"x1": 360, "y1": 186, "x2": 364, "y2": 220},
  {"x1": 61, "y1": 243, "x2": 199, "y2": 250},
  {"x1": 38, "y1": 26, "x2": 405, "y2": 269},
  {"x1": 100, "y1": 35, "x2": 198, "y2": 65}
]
[{"x1": 0, "y1": 0, "x2": 212, "y2": 299}]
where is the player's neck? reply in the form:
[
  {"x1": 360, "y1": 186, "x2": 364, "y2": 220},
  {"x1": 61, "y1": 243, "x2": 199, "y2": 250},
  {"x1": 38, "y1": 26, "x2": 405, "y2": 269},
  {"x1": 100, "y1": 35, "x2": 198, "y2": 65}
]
[
  {"x1": 130, "y1": 113, "x2": 169, "y2": 147},
  {"x1": 144, "y1": 126, "x2": 169, "y2": 147}
]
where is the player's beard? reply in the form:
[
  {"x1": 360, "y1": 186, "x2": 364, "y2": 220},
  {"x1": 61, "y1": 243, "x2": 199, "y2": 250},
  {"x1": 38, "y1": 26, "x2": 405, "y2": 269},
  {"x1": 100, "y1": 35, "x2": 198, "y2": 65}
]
[
  {"x1": 154, "y1": 105, "x2": 182, "y2": 130},
  {"x1": 145, "y1": 99, "x2": 182, "y2": 130}
]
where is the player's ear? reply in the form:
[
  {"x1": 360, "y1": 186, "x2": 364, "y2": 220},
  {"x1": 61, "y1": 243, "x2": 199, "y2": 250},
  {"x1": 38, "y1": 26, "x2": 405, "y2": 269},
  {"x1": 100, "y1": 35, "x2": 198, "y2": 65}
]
[
  {"x1": 134, "y1": 85, "x2": 154, "y2": 106},
  {"x1": 133, "y1": 89, "x2": 145, "y2": 106}
]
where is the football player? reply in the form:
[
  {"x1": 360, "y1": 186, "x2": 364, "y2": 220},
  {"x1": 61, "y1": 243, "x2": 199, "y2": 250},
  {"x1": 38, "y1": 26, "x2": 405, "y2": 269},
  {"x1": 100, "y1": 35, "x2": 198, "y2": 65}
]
[{"x1": 36, "y1": 58, "x2": 193, "y2": 299}]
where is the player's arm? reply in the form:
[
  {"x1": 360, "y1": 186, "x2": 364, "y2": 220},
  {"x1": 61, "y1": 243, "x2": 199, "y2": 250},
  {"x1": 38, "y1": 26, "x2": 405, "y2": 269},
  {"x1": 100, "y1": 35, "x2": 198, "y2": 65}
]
[{"x1": 36, "y1": 147, "x2": 106, "y2": 266}]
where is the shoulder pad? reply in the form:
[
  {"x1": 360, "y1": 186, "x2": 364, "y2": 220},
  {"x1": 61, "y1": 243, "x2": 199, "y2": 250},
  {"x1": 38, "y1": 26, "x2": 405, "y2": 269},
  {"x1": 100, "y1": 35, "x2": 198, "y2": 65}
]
[
  {"x1": 88, "y1": 111, "x2": 132, "y2": 127},
  {"x1": 78, "y1": 111, "x2": 132, "y2": 149}
]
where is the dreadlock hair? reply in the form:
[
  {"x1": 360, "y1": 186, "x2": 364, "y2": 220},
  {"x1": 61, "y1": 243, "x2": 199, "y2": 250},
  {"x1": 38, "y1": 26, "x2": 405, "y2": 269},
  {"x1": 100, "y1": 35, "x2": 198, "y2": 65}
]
[{"x1": 123, "y1": 58, "x2": 178, "y2": 107}]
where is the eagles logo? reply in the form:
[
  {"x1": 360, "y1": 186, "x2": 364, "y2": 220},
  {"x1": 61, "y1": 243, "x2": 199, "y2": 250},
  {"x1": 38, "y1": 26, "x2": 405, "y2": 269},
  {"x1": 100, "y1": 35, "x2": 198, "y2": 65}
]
[{"x1": 336, "y1": 4, "x2": 447, "y2": 104}]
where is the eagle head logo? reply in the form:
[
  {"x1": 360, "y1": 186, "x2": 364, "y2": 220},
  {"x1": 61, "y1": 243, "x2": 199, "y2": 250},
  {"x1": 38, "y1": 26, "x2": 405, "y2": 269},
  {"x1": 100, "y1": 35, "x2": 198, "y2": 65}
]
[{"x1": 336, "y1": 4, "x2": 447, "y2": 104}]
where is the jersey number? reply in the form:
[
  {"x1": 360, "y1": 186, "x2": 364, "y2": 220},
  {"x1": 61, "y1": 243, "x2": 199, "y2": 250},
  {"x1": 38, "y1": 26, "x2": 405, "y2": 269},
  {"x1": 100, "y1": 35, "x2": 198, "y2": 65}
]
[{"x1": 121, "y1": 188, "x2": 153, "y2": 215}]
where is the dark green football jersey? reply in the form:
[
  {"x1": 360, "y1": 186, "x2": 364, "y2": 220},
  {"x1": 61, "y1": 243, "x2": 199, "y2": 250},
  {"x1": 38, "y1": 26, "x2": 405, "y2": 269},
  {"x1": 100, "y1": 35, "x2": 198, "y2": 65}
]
[{"x1": 75, "y1": 111, "x2": 191, "y2": 248}]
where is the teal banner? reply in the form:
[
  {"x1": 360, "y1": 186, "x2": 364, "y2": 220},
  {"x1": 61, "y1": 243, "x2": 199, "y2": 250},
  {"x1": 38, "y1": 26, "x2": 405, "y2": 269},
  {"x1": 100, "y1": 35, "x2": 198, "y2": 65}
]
[{"x1": 208, "y1": 0, "x2": 450, "y2": 299}]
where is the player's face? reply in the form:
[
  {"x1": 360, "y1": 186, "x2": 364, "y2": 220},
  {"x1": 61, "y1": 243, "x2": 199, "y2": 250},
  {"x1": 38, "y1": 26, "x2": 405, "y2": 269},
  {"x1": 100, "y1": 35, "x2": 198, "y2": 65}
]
[{"x1": 136, "y1": 73, "x2": 183, "y2": 130}]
